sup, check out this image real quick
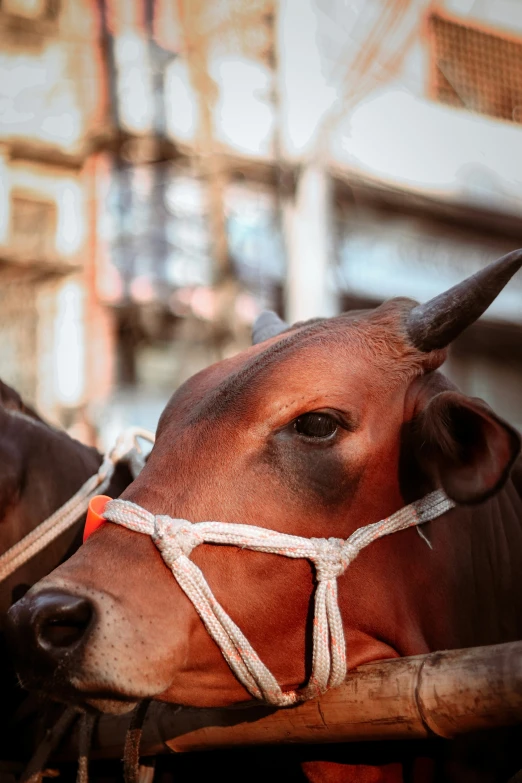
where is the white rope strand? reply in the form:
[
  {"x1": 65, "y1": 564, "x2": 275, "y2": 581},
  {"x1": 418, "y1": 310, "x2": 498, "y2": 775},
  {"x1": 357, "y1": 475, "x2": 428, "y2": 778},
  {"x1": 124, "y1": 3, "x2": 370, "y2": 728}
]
[{"x1": 103, "y1": 489, "x2": 456, "y2": 707}]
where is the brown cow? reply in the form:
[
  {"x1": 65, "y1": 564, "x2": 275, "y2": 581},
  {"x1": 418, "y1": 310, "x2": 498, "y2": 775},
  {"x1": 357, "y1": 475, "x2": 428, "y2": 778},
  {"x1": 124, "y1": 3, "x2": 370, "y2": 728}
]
[
  {"x1": 7, "y1": 251, "x2": 522, "y2": 782},
  {"x1": 0, "y1": 383, "x2": 305, "y2": 783}
]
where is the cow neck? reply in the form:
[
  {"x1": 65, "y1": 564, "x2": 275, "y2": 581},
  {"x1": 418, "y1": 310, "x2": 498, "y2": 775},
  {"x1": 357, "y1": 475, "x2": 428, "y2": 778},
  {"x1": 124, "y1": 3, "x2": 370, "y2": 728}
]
[{"x1": 100, "y1": 490, "x2": 456, "y2": 707}]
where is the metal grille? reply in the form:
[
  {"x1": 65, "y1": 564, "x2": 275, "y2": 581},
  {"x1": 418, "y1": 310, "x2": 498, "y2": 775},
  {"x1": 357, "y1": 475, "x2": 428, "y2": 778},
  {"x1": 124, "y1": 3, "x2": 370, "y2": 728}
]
[
  {"x1": 0, "y1": 277, "x2": 39, "y2": 403},
  {"x1": 428, "y1": 13, "x2": 522, "y2": 124}
]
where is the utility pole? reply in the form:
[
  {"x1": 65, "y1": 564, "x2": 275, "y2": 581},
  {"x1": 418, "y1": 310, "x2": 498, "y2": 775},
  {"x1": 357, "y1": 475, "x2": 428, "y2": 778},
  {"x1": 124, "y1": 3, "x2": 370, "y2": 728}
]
[
  {"x1": 176, "y1": 0, "x2": 232, "y2": 286},
  {"x1": 177, "y1": 0, "x2": 238, "y2": 357}
]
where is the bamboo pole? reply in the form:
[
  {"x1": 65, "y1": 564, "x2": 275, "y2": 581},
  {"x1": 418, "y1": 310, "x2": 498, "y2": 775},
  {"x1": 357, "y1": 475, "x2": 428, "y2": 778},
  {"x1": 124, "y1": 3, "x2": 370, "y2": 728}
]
[{"x1": 61, "y1": 641, "x2": 522, "y2": 760}]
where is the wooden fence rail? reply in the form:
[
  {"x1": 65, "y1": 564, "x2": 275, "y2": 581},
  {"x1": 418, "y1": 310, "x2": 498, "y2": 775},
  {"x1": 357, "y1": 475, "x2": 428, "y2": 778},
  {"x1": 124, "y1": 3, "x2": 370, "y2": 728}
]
[{"x1": 58, "y1": 641, "x2": 522, "y2": 760}]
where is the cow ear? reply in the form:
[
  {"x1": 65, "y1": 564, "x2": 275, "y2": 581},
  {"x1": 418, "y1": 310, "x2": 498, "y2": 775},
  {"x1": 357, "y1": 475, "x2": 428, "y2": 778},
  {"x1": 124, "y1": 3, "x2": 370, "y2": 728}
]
[{"x1": 415, "y1": 390, "x2": 520, "y2": 504}]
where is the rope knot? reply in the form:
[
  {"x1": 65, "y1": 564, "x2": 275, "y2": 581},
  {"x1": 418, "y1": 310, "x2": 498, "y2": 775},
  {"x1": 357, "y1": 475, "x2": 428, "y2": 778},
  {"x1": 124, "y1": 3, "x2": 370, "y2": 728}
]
[
  {"x1": 312, "y1": 537, "x2": 353, "y2": 581},
  {"x1": 152, "y1": 516, "x2": 201, "y2": 562}
]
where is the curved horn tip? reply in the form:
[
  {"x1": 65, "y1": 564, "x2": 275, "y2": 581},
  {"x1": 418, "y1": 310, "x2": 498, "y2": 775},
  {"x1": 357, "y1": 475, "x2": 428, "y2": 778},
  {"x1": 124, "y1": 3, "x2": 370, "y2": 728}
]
[
  {"x1": 406, "y1": 248, "x2": 522, "y2": 353},
  {"x1": 252, "y1": 310, "x2": 289, "y2": 345}
]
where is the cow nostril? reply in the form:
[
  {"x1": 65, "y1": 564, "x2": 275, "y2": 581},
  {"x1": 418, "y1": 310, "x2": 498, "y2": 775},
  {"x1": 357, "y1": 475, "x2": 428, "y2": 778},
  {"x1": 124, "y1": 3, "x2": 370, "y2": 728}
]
[
  {"x1": 6, "y1": 590, "x2": 96, "y2": 689},
  {"x1": 34, "y1": 593, "x2": 94, "y2": 651},
  {"x1": 39, "y1": 614, "x2": 91, "y2": 648}
]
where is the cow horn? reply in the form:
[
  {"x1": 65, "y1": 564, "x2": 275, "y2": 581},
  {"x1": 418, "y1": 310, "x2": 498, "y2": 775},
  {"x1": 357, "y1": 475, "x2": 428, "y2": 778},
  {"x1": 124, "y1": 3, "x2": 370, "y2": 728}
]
[
  {"x1": 252, "y1": 311, "x2": 289, "y2": 344},
  {"x1": 406, "y1": 249, "x2": 522, "y2": 352}
]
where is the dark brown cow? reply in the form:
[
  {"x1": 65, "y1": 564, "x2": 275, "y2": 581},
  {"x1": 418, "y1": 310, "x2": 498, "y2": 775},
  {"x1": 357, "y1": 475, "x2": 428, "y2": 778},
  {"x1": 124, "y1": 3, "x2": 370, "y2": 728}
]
[
  {"x1": 0, "y1": 383, "x2": 133, "y2": 762},
  {"x1": 7, "y1": 251, "x2": 522, "y2": 782},
  {"x1": 0, "y1": 386, "x2": 133, "y2": 615}
]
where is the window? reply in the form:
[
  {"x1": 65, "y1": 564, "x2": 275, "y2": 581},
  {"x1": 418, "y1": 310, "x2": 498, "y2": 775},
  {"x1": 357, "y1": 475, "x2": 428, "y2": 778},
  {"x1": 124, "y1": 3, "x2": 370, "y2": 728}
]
[
  {"x1": 10, "y1": 195, "x2": 57, "y2": 260},
  {"x1": 1, "y1": 0, "x2": 59, "y2": 21},
  {"x1": 428, "y1": 13, "x2": 522, "y2": 124}
]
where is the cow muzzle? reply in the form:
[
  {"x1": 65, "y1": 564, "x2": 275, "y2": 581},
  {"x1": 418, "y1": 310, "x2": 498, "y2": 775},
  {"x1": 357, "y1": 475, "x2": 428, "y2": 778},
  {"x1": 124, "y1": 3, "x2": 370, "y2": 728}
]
[
  {"x1": 6, "y1": 588, "x2": 95, "y2": 687},
  {"x1": 7, "y1": 575, "x2": 175, "y2": 713}
]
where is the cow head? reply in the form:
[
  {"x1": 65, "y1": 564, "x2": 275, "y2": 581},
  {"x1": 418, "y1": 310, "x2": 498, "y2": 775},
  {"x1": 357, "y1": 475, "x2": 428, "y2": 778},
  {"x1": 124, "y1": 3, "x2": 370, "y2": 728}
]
[{"x1": 7, "y1": 251, "x2": 522, "y2": 714}]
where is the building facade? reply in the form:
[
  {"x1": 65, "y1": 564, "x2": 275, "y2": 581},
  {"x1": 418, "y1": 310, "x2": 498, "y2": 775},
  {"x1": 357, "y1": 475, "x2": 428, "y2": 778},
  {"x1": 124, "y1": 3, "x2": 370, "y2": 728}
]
[
  {"x1": 0, "y1": 0, "x2": 114, "y2": 439},
  {"x1": 3, "y1": 0, "x2": 522, "y2": 444},
  {"x1": 94, "y1": 0, "x2": 522, "y2": 439}
]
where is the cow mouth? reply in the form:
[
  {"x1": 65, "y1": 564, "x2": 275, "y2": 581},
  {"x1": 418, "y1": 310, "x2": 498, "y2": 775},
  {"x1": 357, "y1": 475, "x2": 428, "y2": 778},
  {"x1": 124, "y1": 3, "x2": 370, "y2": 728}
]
[
  {"x1": 27, "y1": 681, "x2": 139, "y2": 715},
  {"x1": 82, "y1": 695, "x2": 138, "y2": 715},
  {"x1": 69, "y1": 682, "x2": 142, "y2": 714},
  {"x1": 15, "y1": 664, "x2": 140, "y2": 715}
]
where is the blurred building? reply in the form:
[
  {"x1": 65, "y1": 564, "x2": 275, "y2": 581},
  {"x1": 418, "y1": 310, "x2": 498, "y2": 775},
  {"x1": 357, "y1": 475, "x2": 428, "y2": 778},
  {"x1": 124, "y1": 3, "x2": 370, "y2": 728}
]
[
  {"x1": 0, "y1": 0, "x2": 113, "y2": 440},
  {"x1": 92, "y1": 0, "x2": 286, "y2": 445},
  {"x1": 329, "y1": 0, "x2": 522, "y2": 429},
  {"x1": 95, "y1": 0, "x2": 522, "y2": 437},
  {"x1": 2, "y1": 0, "x2": 522, "y2": 445}
]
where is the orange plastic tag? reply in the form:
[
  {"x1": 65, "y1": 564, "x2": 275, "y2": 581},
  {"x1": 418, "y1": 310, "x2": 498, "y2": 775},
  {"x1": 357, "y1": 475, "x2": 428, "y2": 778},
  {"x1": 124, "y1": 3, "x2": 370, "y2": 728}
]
[{"x1": 83, "y1": 495, "x2": 111, "y2": 543}]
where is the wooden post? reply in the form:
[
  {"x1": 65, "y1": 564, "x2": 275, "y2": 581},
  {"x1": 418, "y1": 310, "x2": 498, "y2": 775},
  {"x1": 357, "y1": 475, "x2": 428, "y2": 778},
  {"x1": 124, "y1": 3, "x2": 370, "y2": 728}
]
[{"x1": 57, "y1": 641, "x2": 522, "y2": 760}]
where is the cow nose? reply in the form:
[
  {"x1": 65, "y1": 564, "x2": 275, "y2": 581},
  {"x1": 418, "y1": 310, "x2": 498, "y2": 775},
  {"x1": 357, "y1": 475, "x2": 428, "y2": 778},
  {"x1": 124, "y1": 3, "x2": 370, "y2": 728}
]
[
  {"x1": 6, "y1": 589, "x2": 94, "y2": 674},
  {"x1": 34, "y1": 591, "x2": 93, "y2": 649}
]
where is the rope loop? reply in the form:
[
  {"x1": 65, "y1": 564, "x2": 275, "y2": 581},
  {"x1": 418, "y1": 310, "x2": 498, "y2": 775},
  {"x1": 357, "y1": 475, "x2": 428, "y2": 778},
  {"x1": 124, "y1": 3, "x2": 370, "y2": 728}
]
[{"x1": 109, "y1": 427, "x2": 155, "y2": 467}]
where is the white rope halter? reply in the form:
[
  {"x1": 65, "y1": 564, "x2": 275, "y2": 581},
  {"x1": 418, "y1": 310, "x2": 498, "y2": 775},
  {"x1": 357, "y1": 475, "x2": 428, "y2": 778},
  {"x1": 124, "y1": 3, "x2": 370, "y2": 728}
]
[
  {"x1": 0, "y1": 427, "x2": 155, "y2": 583},
  {"x1": 103, "y1": 489, "x2": 456, "y2": 707}
]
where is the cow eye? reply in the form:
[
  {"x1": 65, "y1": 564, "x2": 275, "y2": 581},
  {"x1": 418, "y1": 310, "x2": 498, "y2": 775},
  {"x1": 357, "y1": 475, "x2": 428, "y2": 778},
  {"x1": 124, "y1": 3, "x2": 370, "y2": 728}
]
[{"x1": 294, "y1": 413, "x2": 338, "y2": 439}]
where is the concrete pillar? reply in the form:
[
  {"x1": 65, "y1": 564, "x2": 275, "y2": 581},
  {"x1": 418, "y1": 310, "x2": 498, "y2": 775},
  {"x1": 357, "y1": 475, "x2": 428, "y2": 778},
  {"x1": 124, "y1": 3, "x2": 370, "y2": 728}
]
[
  {"x1": 283, "y1": 162, "x2": 339, "y2": 323},
  {"x1": 275, "y1": 0, "x2": 340, "y2": 324}
]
